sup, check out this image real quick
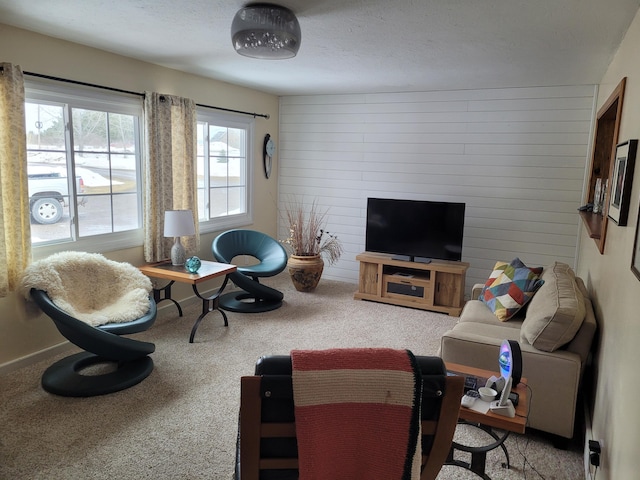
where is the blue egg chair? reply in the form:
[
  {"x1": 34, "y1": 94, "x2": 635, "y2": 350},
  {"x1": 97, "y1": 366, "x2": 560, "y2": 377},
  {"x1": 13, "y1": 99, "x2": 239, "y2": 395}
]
[
  {"x1": 31, "y1": 289, "x2": 157, "y2": 397},
  {"x1": 20, "y1": 251, "x2": 157, "y2": 397},
  {"x1": 212, "y1": 229, "x2": 288, "y2": 313}
]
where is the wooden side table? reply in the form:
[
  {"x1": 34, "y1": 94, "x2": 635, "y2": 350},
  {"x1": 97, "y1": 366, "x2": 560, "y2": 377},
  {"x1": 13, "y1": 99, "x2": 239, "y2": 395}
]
[
  {"x1": 444, "y1": 362, "x2": 529, "y2": 479},
  {"x1": 139, "y1": 260, "x2": 237, "y2": 343}
]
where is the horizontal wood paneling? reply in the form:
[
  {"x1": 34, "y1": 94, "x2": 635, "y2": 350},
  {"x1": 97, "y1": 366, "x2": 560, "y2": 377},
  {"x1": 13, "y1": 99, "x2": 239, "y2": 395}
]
[{"x1": 278, "y1": 85, "x2": 596, "y2": 295}]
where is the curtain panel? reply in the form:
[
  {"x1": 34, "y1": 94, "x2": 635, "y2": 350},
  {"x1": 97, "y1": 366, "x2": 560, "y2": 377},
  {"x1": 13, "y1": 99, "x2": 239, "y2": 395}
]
[
  {"x1": 0, "y1": 63, "x2": 32, "y2": 297},
  {"x1": 143, "y1": 92, "x2": 199, "y2": 263}
]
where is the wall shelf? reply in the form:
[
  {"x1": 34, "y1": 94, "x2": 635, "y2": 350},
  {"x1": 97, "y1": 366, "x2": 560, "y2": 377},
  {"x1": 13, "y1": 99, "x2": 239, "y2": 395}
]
[
  {"x1": 579, "y1": 211, "x2": 603, "y2": 239},
  {"x1": 581, "y1": 77, "x2": 626, "y2": 254}
]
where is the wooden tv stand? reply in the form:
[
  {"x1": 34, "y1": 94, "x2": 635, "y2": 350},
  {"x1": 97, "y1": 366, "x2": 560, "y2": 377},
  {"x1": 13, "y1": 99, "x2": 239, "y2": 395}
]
[{"x1": 354, "y1": 252, "x2": 469, "y2": 316}]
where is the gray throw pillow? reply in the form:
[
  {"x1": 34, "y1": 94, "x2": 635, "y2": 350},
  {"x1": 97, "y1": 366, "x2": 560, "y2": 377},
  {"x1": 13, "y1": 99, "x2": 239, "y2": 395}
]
[{"x1": 521, "y1": 262, "x2": 586, "y2": 352}]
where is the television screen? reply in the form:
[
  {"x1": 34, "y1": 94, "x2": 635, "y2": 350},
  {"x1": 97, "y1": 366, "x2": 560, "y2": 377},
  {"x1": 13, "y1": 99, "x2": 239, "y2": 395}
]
[{"x1": 365, "y1": 198, "x2": 465, "y2": 262}]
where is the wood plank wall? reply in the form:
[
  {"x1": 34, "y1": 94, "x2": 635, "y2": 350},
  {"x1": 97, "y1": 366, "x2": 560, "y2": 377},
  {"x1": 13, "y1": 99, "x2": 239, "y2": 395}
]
[{"x1": 278, "y1": 85, "x2": 596, "y2": 297}]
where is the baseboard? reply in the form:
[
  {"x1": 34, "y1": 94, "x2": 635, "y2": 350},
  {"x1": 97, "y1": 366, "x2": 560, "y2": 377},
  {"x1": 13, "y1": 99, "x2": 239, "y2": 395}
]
[{"x1": 0, "y1": 341, "x2": 72, "y2": 375}]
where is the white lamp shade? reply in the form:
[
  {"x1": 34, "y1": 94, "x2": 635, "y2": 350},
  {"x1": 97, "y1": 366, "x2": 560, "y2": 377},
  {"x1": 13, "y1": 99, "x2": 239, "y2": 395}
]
[{"x1": 164, "y1": 210, "x2": 196, "y2": 237}]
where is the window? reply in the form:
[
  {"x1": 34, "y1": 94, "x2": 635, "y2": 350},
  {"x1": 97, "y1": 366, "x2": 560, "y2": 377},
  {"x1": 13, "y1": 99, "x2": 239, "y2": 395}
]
[
  {"x1": 196, "y1": 110, "x2": 253, "y2": 233},
  {"x1": 25, "y1": 81, "x2": 143, "y2": 252}
]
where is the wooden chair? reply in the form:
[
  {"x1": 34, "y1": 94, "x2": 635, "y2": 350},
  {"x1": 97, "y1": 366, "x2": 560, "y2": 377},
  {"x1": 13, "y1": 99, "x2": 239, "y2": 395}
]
[{"x1": 236, "y1": 355, "x2": 464, "y2": 480}]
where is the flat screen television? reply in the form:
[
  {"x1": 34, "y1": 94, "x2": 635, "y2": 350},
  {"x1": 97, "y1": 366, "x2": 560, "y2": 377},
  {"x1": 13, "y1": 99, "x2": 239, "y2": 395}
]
[{"x1": 365, "y1": 197, "x2": 465, "y2": 263}]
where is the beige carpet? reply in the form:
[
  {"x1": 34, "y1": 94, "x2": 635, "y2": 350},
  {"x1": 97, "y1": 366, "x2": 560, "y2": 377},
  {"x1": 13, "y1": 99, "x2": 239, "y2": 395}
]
[{"x1": 1, "y1": 273, "x2": 584, "y2": 479}]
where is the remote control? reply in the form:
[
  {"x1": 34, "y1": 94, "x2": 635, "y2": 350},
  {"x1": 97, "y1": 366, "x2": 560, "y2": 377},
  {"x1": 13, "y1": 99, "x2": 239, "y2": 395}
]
[{"x1": 461, "y1": 390, "x2": 479, "y2": 408}]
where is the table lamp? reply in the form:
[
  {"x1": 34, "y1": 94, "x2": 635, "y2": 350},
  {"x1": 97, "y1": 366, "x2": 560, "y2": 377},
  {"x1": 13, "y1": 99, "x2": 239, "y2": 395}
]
[{"x1": 164, "y1": 210, "x2": 196, "y2": 265}]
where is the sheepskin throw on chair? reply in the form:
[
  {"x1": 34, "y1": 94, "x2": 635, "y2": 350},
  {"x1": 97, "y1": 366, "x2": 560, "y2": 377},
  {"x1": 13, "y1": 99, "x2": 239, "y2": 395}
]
[{"x1": 20, "y1": 251, "x2": 152, "y2": 326}]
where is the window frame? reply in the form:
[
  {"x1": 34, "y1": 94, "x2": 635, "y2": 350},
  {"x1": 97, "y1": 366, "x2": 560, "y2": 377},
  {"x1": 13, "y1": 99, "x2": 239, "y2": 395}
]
[
  {"x1": 25, "y1": 79, "x2": 144, "y2": 257},
  {"x1": 196, "y1": 108, "x2": 254, "y2": 234}
]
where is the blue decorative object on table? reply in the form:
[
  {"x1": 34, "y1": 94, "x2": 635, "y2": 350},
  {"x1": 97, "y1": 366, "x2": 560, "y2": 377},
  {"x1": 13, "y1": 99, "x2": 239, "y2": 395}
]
[{"x1": 185, "y1": 256, "x2": 202, "y2": 273}]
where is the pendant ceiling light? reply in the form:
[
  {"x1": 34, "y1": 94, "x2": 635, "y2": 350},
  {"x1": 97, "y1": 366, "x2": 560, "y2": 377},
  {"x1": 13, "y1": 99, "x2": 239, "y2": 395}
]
[{"x1": 231, "y1": 3, "x2": 301, "y2": 60}]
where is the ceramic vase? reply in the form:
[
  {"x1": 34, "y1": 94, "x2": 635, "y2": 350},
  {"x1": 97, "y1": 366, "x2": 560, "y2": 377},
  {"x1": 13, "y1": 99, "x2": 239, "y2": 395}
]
[{"x1": 287, "y1": 254, "x2": 324, "y2": 292}]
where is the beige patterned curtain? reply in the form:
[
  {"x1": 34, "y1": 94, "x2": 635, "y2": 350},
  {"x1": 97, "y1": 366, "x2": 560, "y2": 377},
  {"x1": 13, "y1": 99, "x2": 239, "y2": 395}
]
[
  {"x1": 0, "y1": 63, "x2": 31, "y2": 297},
  {"x1": 143, "y1": 92, "x2": 199, "y2": 262}
]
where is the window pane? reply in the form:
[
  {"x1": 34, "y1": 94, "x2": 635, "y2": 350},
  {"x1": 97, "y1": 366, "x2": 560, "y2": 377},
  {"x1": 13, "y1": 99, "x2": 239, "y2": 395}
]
[
  {"x1": 228, "y1": 157, "x2": 243, "y2": 186},
  {"x1": 29, "y1": 190, "x2": 73, "y2": 243},
  {"x1": 76, "y1": 152, "x2": 111, "y2": 191},
  {"x1": 209, "y1": 125, "x2": 227, "y2": 152},
  {"x1": 109, "y1": 113, "x2": 135, "y2": 150},
  {"x1": 196, "y1": 122, "x2": 207, "y2": 221},
  {"x1": 228, "y1": 127, "x2": 245, "y2": 155},
  {"x1": 73, "y1": 108, "x2": 108, "y2": 152},
  {"x1": 197, "y1": 187, "x2": 206, "y2": 221},
  {"x1": 25, "y1": 102, "x2": 74, "y2": 241},
  {"x1": 210, "y1": 156, "x2": 228, "y2": 187},
  {"x1": 228, "y1": 186, "x2": 246, "y2": 214},
  {"x1": 210, "y1": 187, "x2": 228, "y2": 218},
  {"x1": 25, "y1": 103, "x2": 66, "y2": 149},
  {"x1": 112, "y1": 193, "x2": 139, "y2": 232},
  {"x1": 78, "y1": 194, "x2": 112, "y2": 236},
  {"x1": 197, "y1": 122, "x2": 206, "y2": 156},
  {"x1": 110, "y1": 153, "x2": 138, "y2": 194}
]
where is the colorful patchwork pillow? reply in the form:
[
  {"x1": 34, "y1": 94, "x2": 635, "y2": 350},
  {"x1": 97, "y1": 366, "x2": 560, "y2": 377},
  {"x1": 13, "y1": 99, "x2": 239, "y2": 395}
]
[
  {"x1": 479, "y1": 260, "x2": 543, "y2": 299},
  {"x1": 479, "y1": 258, "x2": 545, "y2": 321}
]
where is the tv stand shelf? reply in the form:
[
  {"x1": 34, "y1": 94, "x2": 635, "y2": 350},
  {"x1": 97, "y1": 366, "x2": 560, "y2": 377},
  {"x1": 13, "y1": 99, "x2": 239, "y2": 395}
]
[{"x1": 354, "y1": 252, "x2": 469, "y2": 316}]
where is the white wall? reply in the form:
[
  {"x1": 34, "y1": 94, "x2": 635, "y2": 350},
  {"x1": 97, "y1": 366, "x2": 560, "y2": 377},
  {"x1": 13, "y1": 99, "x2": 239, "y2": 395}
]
[
  {"x1": 279, "y1": 86, "x2": 595, "y2": 292},
  {"x1": 576, "y1": 7, "x2": 640, "y2": 479}
]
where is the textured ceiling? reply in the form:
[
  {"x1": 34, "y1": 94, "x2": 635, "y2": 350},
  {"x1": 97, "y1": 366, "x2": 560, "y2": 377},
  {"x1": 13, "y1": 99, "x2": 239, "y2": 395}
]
[{"x1": 1, "y1": 0, "x2": 639, "y2": 96}]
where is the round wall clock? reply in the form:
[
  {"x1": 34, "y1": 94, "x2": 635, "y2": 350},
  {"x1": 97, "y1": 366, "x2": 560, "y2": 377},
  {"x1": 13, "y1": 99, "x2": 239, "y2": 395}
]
[{"x1": 263, "y1": 133, "x2": 275, "y2": 179}]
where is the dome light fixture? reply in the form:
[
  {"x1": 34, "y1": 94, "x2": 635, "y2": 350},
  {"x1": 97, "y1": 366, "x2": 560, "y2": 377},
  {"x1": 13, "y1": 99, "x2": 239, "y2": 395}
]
[{"x1": 231, "y1": 3, "x2": 301, "y2": 60}]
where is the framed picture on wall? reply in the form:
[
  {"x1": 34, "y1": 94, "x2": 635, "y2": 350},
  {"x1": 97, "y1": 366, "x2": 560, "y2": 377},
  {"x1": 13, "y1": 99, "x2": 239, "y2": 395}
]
[
  {"x1": 632, "y1": 200, "x2": 640, "y2": 280},
  {"x1": 608, "y1": 139, "x2": 638, "y2": 226}
]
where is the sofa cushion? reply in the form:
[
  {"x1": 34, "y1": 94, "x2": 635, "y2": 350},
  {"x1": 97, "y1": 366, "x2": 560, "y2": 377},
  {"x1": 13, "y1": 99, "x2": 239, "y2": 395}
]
[
  {"x1": 459, "y1": 300, "x2": 524, "y2": 328},
  {"x1": 479, "y1": 258, "x2": 545, "y2": 321},
  {"x1": 479, "y1": 260, "x2": 544, "y2": 299},
  {"x1": 443, "y1": 321, "x2": 523, "y2": 346},
  {"x1": 521, "y1": 262, "x2": 586, "y2": 352}
]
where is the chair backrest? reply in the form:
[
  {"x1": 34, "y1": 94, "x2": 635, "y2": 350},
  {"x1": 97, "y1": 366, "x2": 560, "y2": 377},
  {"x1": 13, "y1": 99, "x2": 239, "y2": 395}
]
[
  {"x1": 30, "y1": 289, "x2": 156, "y2": 362},
  {"x1": 237, "y1": 355, "x2": 464, "y2": 480},
  {"x1": 213, "y1": 229, "x2": 287, "y2": 265}
]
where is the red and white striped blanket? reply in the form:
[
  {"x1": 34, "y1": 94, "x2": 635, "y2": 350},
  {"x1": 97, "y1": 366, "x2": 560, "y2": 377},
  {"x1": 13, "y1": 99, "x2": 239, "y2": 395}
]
[{"x1": 291, "y1": 348, "x2": 422, "y2": 480}]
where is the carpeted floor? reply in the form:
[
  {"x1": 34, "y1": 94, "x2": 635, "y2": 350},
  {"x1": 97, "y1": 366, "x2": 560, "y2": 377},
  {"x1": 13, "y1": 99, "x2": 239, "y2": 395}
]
[{"x1": 0, "y1": 273, "x2": 584, "y2": 479}]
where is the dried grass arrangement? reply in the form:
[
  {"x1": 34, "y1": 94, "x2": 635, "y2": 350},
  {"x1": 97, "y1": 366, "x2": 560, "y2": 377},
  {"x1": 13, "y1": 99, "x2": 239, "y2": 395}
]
[{"x1": 282, "y1": 197, "x2": 343, "y2": 265}]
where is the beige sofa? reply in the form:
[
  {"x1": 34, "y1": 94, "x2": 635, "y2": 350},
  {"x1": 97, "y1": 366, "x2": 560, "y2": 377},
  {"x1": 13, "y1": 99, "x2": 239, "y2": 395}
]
[{"x1": 439, "y1": 262, "x2": 597, "y2": 442}]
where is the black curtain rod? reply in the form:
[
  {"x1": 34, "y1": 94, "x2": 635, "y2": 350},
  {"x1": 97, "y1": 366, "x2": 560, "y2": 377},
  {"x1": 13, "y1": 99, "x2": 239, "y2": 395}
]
[
  {"x1": 20, "y1": 70, "x2": 270, "y2": 119},
  {"x1": 24, "y1": 70, "x2": 144, "y2": 97},
  {"x1": 195, "y1": 102, "x2": 270, "y2": 119}
]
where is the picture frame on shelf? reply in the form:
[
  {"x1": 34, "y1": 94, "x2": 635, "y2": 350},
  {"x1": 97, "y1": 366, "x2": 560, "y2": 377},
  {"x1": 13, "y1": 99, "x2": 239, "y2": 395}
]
[
  {"x1": 608, "y1": 139, "x2": 638, "y2": 226},
  {"x1": 593, "y1": 178, "x2": 603, "y2": 214}
]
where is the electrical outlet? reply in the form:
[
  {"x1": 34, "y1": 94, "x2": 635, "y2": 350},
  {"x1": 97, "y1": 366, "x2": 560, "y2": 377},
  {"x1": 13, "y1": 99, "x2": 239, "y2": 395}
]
[
  {"x1": 598, "y1": 439, "x2": 604, "y2": 465},
  {"x1": 589, "y1": 439, "x2": 601, "y2": 468}
]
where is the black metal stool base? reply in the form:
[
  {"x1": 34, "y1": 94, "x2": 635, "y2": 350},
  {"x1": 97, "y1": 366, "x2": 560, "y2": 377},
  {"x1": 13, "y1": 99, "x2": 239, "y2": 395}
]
[
  {"x1": 219, "y1": 292, "x2": 283, "y2": 313},
  {"x1": 41, "y1": 351, "x2": 154, "y2": 397}
]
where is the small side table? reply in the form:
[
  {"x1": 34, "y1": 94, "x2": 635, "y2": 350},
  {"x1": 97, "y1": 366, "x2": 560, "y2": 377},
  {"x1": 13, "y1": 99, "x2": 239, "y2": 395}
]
[
  {"x1": 444, "y1": 362, "x2": 529, "y2": 480},
  {"x1": 139, "y1": 260, "x2": 237, "y2": 343}
]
